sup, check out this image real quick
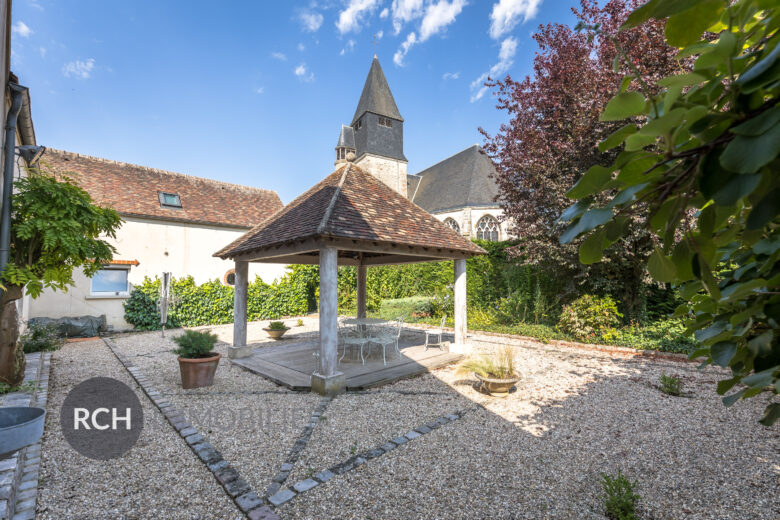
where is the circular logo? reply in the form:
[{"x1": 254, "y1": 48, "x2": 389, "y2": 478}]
[{"x1": 60, "y1": 377, "x2": 144, "y2": 460}]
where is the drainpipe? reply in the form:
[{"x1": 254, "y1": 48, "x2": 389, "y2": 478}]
[{"x1": 0, "y1": 83, "x2": 26, "y2": 275}]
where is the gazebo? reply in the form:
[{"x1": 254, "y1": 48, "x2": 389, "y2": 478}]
[{"x1": 214, "y1": 163, "x2": 485, "y2": 395}]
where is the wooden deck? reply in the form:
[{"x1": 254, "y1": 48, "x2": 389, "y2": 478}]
[{"x1": 230, "y1": 330, "x2": 462, "y2": 391}]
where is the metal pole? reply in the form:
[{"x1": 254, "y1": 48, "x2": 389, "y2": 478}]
[{"x1": 0, "y1": 83, "x2": 26, "y2": 275}]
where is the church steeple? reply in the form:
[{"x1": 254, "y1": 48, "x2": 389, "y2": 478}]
[{"x1": 351, "y1": 57, "x2": 404, "y2": 125}]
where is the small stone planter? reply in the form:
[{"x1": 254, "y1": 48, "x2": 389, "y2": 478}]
[
  {"x1": 475, "y1": 373, "x2": 520, "y2": 397},
  {"x1": 178, "y1": 353, "x2": 221, "y2": 389},
  {"x1": 263, "y1": 327, "x2": 290, "y2": 340},
  {"x1": 0, "y1": 406, "x2": 45, "y2": 457}
]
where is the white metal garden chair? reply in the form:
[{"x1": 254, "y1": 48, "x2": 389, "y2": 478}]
[
  {"x1": 368, "y1": 316, "x2": 404, "y2": 365},
  {"x1": 424, "y1": 315, "x2": 446, "y2": 351},
  {"x1": 339, "y1": 318, "x2": 371, "y2": 364}
]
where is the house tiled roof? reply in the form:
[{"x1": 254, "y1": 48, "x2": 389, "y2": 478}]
[
  {"x1": 41, "y1": 148, "x2": 283, "y2": 229},
  {"x1": 408, "y1": 145, "x2": 500, "y2": 214},
  {"x1": 215, "y1": 163, "x2": 485, "y2": 259}
]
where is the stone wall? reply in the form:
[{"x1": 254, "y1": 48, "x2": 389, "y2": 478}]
[{"x1": 354, "y1": 153, "x2": 408, "y2": 197}]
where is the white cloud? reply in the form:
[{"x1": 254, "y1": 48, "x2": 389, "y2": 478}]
[
  {"x1": 393, "y1": 31, "x2": 417, "y2": 66},
  {"x1": 376, "y1": 29, "x2": 384, "y2": 39},
  {"x1": 336, "y1": 0, "x2": 381, "y2": 34},
  {"x1": 38, "y1": 46, "x2": 46, "y2": 58},
  {"x1": 298, "y1": 42, "x2": 306, "y2": 51},
  {"x1": 271, "y1": 51, "x2": 287, "y2": 61},
  {"x1": 380, "y1": 7, "x2": 389, "y2": 18},
  {"x1": 391, "y1": 0, "x2": 424, "y2": 34},
  {"x1": 28, "y1": 0, "x2": 44, "y2": 11},
  {"x1": 12, "y1": 21, "x2": 33, "y2": 38},
  {"x1": 340, "y1": 39, "x2": 357, "y2": 55},
  {"x1": 393, "y1": 0, "x2": 466, "y2": 65},
  {"x1": 294, "y1": 63, "x2": 315, "y2": 82},
  {"x1": 62, "y1": 58, "x2": 96, "y2": 79},
  {"x1": 489, "y1": 0, "x2": 541, "y2": 40},
  {"x1": 299, "y1": 10, "x2": 324, "y2": 32},
  {"x1": 255, "y1": 87, "x2": 264, "y2": 94},
  {"x1": 442, "y1": 71, "x2": 459, "y2": 80},
  {"x1": 470, "y1": 36, "x2": 517, "y2": 101}
]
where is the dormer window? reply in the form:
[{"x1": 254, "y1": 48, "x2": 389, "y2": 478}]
[
  {"x1": 355, "y1": 118, "x2": 363, "y2": 130},
  {"x1": 378, "y1": 116, "x2": 393, "y2": 128},
  {"x1": 158, "y1": 191, "x2": 182, "y2": 208}
]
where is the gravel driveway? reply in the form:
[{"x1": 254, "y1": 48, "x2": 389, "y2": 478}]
[{"x1": 38, "y1": 321, "x2": 779, "y2": 519}]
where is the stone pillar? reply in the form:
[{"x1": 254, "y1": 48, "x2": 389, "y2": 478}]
[
  {"x1": 452, "y1": 258, "x2": 470, "y2": 354},
  {"x1": 229, "y1": 260, "x2": 251, "y2": 359},
  {"x1": 311, "y1": 247, "x2": 345, "y2": 395},
  {"x1": 356, "y1": 264, "x2": 367, "y2": 319}
]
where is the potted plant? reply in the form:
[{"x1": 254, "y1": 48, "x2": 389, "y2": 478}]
[
  {"x1": 457, "y1": 346, "x2": 520, "y2": 397},
  {"x1": 174, "y1": 330, "x2": 220, "y2": 389},
  {"x1": 263, "y1": 321, "x2": 290, "y2": 340}
]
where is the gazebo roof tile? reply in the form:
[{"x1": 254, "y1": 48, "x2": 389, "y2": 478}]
[{"x1": 214, "y1": 164, "x2": 485, "y2": 259}]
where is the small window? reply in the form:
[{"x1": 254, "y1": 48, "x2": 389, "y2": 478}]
[
  {"x1": 443, "y1": 217, "x2": 460, "y2": 234},
  {"x1": 158, "y1": 191, "x2": 182, "y2": 208},
  {"x1": 476, "y1": 215, "x2": 500, "y2": 241},
  {"x1": 224, "y1": 269, "x2": 236, "y2": 286},
  {"x1": 378, "y1": 116, "x2": 393, "y2": 128},
  {"x1": 354, "y1": 118, "x2": 362, "y2": 130},
  {"x1": 91, "y1": 267, "x2": 130, "y2": 295}
]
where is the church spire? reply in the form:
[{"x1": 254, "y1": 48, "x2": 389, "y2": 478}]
[{"x1": 351, "y1": 56, "x2": 404, "y2": 125}]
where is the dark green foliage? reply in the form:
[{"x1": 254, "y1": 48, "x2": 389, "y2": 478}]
[
  {"x1": 0, "y1": 381, "x2": 35, "y2": 395},
  {"x1": 557, "y1": 295, "x2": 623, "y2": 342},
  {"x1": 123, "y1": 286, "x2": 174, "y2": 330},
  {"x1": 267, "y1": 321, "x2": 288, "y2": 331},
  {"x1": 601, "y1": 470, "x2": 640, "y2": 520},
  {"x1": 660, "y1": 374, "x2": 683, "y2": 396},
  {"x1": 172, "y1": 330, "x2": 218, "y2": 359},
  {"x1": 20, "y1": 322, "x2": 62, "y2": 353}
]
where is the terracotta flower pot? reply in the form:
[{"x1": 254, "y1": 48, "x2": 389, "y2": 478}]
[
  {"x1": 263, "y1": 327, "x2": 289, "y2": 339},
  {"x1": 178, "y1": 352, "x2": 221, "y2": 389},
  {"x1": 475, "y1": 372, "x2": 520, "y2": 397}
]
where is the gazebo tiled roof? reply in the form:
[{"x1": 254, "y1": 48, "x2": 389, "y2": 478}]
[{"x1": 214, "y1": 163, "x2": 485, "y2": 263}]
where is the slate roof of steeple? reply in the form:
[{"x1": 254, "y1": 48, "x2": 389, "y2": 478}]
[
  {"x1": 351, "y1": 57, "x2": 404, "y2": 125},
  {"x1": 214, "y1": 163, "x2": 484, "y2": 259},
  {"x1": 336, "y1": 124, "x2": 356, "y2": 149}
]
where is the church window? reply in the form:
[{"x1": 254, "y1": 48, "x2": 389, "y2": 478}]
[
  {"x1": 443, "y1": 217, "x2": 460, "y2": 233},
  {"x1": 378, "y1": 116, "x2": 393, "y2": 128},
  {"x1": 476, "y1": 215, "x2": 500, "y2": 241},
  {"x1": 355, "y1": 118, "x2": 362, "y2": 130}
]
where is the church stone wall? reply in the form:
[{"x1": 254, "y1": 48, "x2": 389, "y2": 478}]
[{"x1": 355, "y1": 153, "x2": 408, "y2": 197}]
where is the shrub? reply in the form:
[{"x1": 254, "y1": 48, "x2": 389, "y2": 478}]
[
  {"x1": 557, "y1": 294, "x2": 622, "y2": 342},
  {"x1": 457, "y1": 346, "x2": 518, "y2": 379},
  {"x1": 296, "y1": 319, "x2": 304, "y2": 327},
  {"x1": 172, "y1": 330, "x2": 218, "y2": 358},
  {"x1": 660, "y1": 374, "x2": 682, "y2": 396},
  {"x1": 412, "y1": 298, "x2": 434, "y2": 317},
  {"x1": 613, "y1": 319, "x2": 696, "y2": 354},
  {"x1": 601, "y1": 470, "x2": 639, "y2": 520},
  {"x1": 267, "y1": 321, "x2": 288, "y2": 331},
  {"x1": 21, "y1": 322, "x2": 63, "y2": 353}
]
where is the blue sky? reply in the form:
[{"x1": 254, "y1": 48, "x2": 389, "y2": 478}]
[{"x1": 10, "y1": 0, "x2": 578, "y2": 203}]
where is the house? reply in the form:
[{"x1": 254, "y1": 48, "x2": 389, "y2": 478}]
[
  {"x1": 29, "y1": 149, "x2": 286, "y2": 330},
  {"x1": 333, "y1": 56, "x2": 509, "y2": 241}
]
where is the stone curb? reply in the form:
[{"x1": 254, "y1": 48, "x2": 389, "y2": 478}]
[
  {"x1": 103, "y1": 338, "x2": 279, "y2": 520},
  {"x1": 0, "y1": 351, "x2": 50, "y2": 520},
  {"x1": 267, "y1": 410, "x2": 465, "y2": 507},
  {"x1": 264, "y1": 397, "x2": 331, "y2": 499}
]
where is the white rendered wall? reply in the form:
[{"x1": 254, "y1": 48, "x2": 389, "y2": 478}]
[{"x1": 29, "y1": 216, "x2": 288, "y2": 330}]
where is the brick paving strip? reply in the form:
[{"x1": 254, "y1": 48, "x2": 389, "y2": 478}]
[
  {"x1": 103, "y1": 338, "x2": 279, "y2": 520},
  {"x1": 266, "y1": 410, "x2": 467, "y2": 508},
  {"x1": 0, "y1": 351, "x2": 51, "y2": 520}
]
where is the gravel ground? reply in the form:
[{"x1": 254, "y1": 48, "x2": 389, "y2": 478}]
[
  {"x1": 42, "y1": 323, "x2": 779, "y2": 520},
  {"x1": 111, "y1": 326, "x2": 321, "y2": 497},
  {"x1": 37, "y1": 339, "x2": 242, "y2": 520}
]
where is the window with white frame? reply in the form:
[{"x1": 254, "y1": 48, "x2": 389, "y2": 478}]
[
  {"x1": 443, "y1": 217, "x2": 460, "y2": 234},
  {"x1": 476, "y1": 215, "x2": 500, "y2": 241},
  {"x1": 90, "y1": 266, "x2": 130, "y2": 295}
]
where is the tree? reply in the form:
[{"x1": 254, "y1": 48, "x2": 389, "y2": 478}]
[
  {"x1": 0, "y1": 168, "x2": 122, "y2": 385},
  {"x1": 561, "y1": 0, "x2": 779, "y2": 424},
  {"x1": 481, "y1": 0, "x2": 687, "y2": 321}
]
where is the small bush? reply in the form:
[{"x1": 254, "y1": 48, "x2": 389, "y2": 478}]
[
  {"x1": 173, "y1": 330, "x2": 218, "y2": 358},
  {"x1": 21, "y1": 322, "x2": 63, "y2": 353},
  {"x1": 660, "y1": 374, "x2": 682, "y2": 396},
  {"x1": 296, "y1": 318, "x2": 304, "y2": 327},
  {"x1": 267, "y1": 321, "x2": 288, "y2": 331},
  {"x1": 601, "y1": 470, "x2": 640, "y2": 520},
  {"x1": 557, "y1": 294, "x2": 622, "y2": 342},
  {"x1": 457, "y1": 346, "x2": 518, "y2": 379},
  {"x1": 412, "y1": 298, "x2": 434, "y2": 317}
]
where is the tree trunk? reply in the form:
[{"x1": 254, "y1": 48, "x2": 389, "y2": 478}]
[{"x1": 0, "y1": 285, "x2": 25, "y2": 386}]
